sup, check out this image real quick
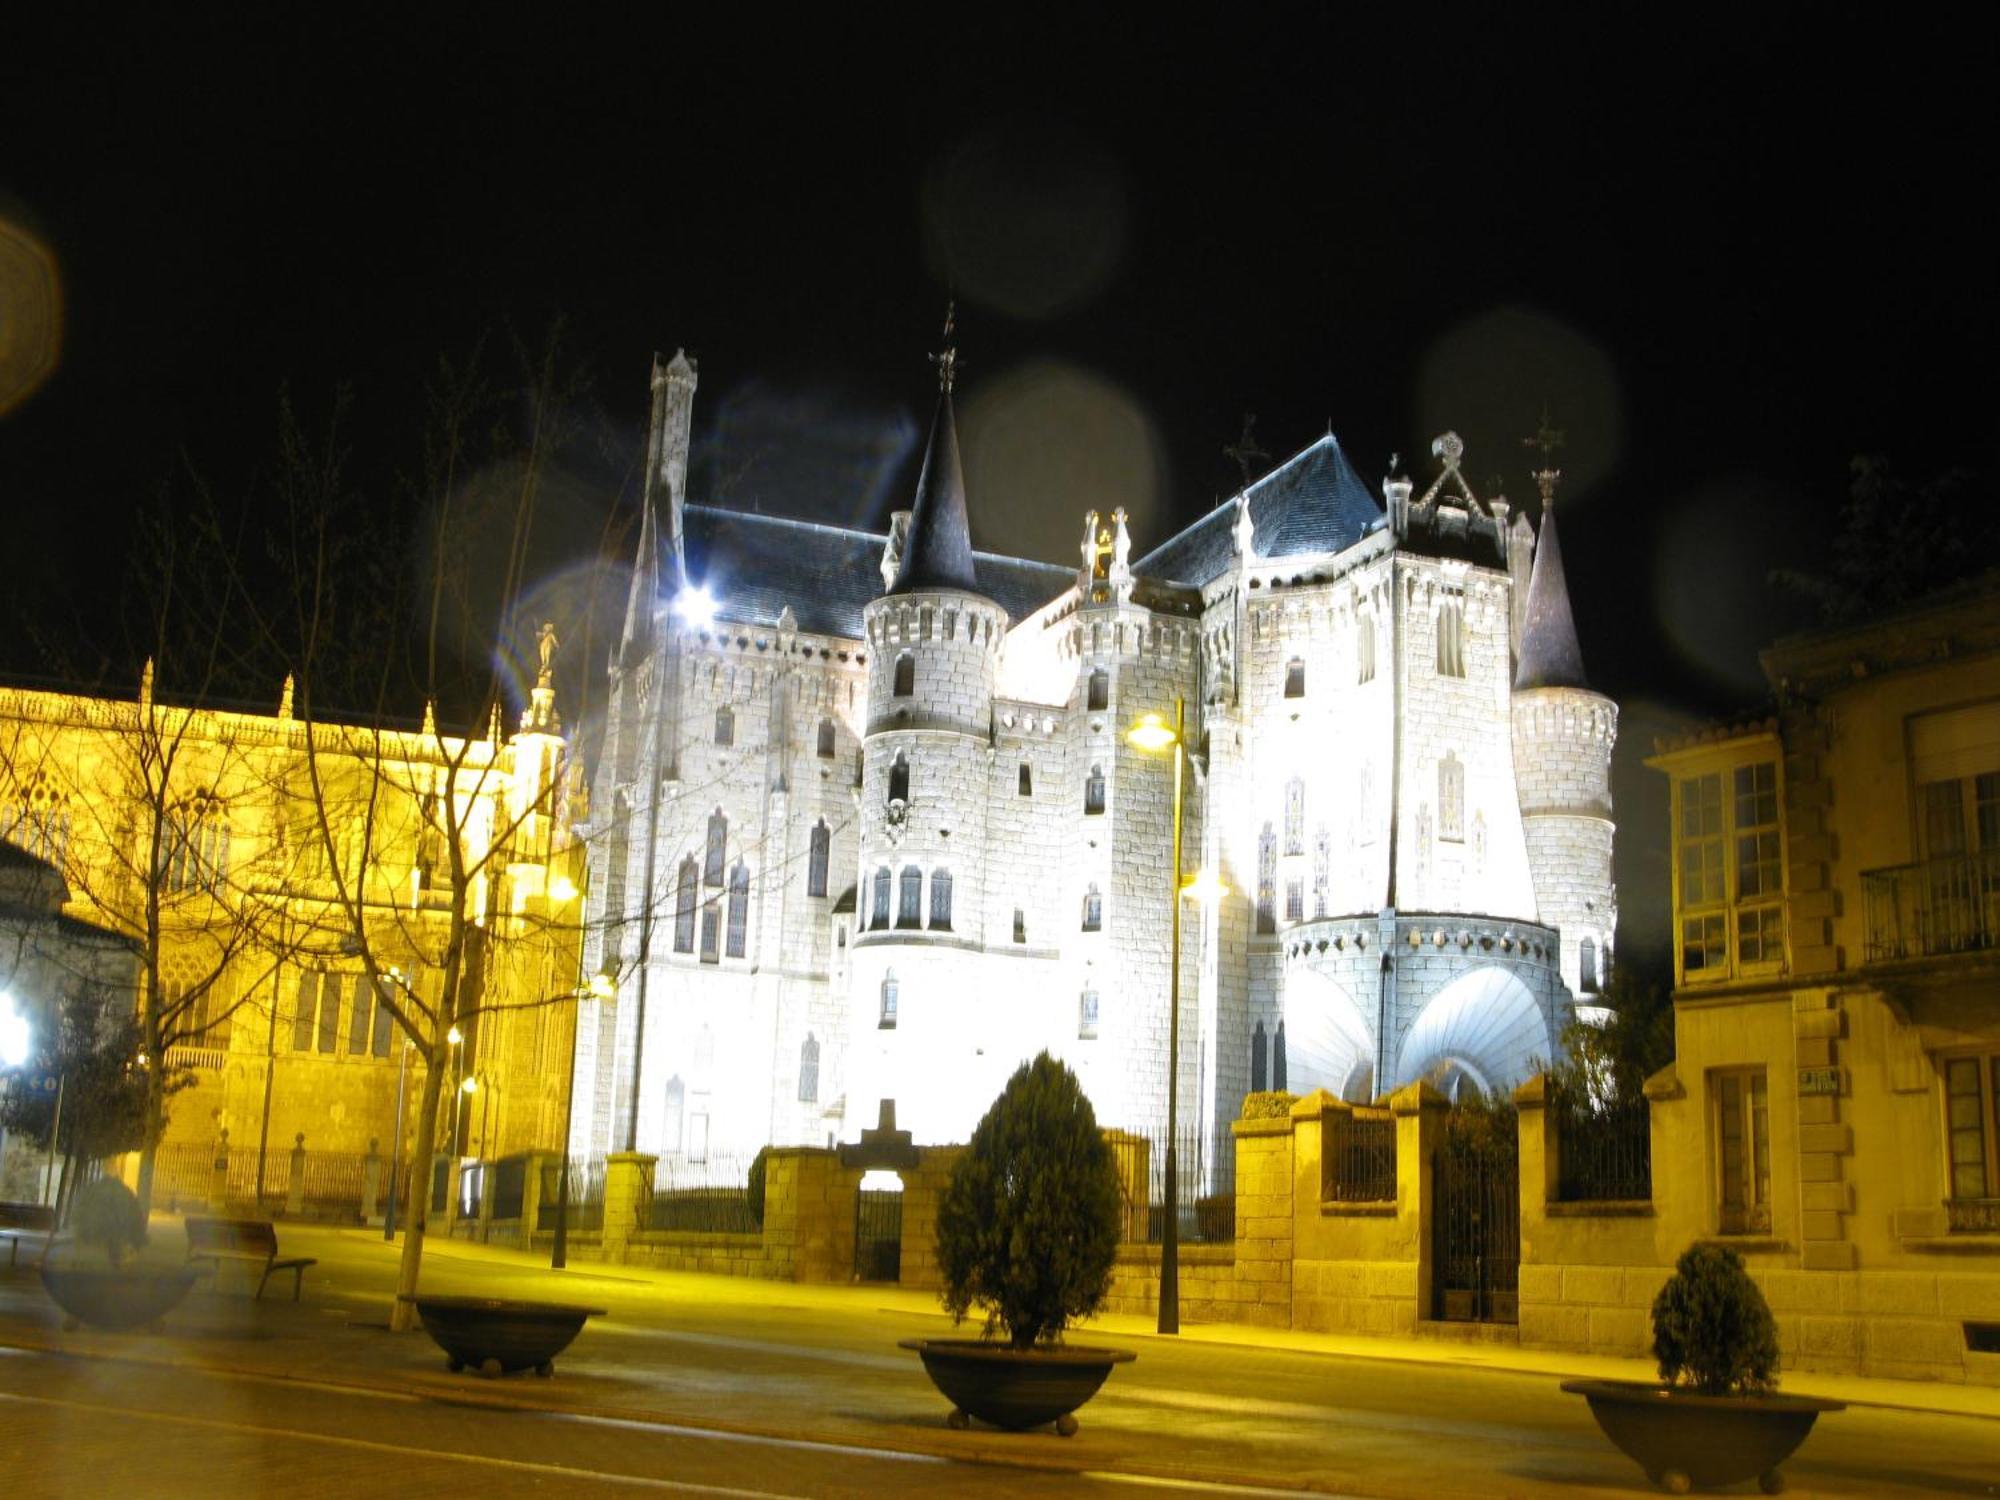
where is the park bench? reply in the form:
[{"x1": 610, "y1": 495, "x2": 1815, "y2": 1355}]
[
  {"x1": 184, "y1": 1216, "x2": 317, "y2": 1301},
  {"x1": 0, "y1": 1201, "x2": 57, "y2": 1266}
]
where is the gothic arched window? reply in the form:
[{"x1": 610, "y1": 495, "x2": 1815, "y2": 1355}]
[
  {"x1": 673, "y1": 857, "x2": 698, "y2": 952},
  {"x1": 1251, "y1": 1021, "x2": 1268, "y2": 1092},
  {"x1": 714, "y1": 706, "x2": 734, "y2": 746},
  {"x1": 798, "y1": 1034, "x2": 820, "y2": 1102},
  {"x1": 893, "y1": 654, "x2": 915, "y2": 697},
  {"x1": 2, "y1": 770, "x2": 70, "y2": 868},
  {"x1": 1357, "y1": 615, "x2": 1377, "y2": 684},
  {"x1": 1285, "y1": 777, "x2": 1305, "y2": 855},
  {"x1": 1579, "y1": 936, "x2": 1600, "y2": 994},
  {"x1": 928, "y1": 867, "x2": 953, "y2": 931},
  {"x1": 888, "y1": 753, "x2": 909, "y2": 805},
  {"x1": 1087, "y1": 669, "x2": 1109, "y2": 711},
  {"x1": 163, "y1": 791, "x2": 230, "y2": 895},
  {"x1": 879, "y1": 971, "x2": 898, "y2": 1028},
  {"x1": 1272, "y1": 1020, "x2": 1288, "y2": 1091},
  {"x1": 1313, "y1": 827, "x2": 1331, "y2": 918},
  {"x1": 806, "y1": 821, "x2": 830, "y2": 898},
  {"x1": 1256, "y1": 825, "x2": 1277, "y2": 934},
  {"x1": 1284, "y1": 658, "x2": 1306, "y2": 699},
  {"x1": 898, "y1": 865, "x2": 923, "y2": 928},
  {"x1": 704, "y1": 811, "x2": 727, "y2": 886},
  {"x1": 725, "y1": 862, "x2": 750, "y2": 957},
  {"x1": 1079, "y1": 987, "x2": 1099, "y2": 1039},
  {"x1": 817, "y1": 718, "x2": 836, "y2": 758},
  {"x1": 1435, "y1": 600, "x2": 1465, "y2": 677},
  {"x1": 1084, "y1": 765, "x2": 1106, "y2": 816},
  {"x1": 1082, "y1": 884, "x2": 1103, "y2": 932},
  {"x1": 1439, "y1": 752, "x2": 1465, "y2": 842},
  {"x1": 871, "y1": 866, "x2": 891, "y2": 930}
]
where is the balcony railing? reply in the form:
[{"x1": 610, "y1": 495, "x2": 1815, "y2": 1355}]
[
  {"x1": 1863, "y1": 849, "x2": 2000, "y2": 963},
  {"x1": 1946, "y1": 1197, "x2": 2000, "y2": 1234}
]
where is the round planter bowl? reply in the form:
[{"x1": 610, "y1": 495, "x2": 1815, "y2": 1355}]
[
  {"x1": 41, "y1": 1265, "x2": 199, "y2": 1332},
  {"x1": 901, "y1": 1338, "x2": 1135, "y2": 1434},
  {"x1": 402, "y1": 1295, "x2": 606, "y2": 1378},
  {"x1": 1562, "y1": 1379, "x2": 1844, "y2": 1493}
]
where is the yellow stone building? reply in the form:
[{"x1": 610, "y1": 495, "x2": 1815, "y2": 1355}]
[
  {"x1": 0, "y1": 668, "x2": 587, "y2": 1207},
  {"x1": 1647, "y1": 573, "x2": 2000, "y2": 1379}
]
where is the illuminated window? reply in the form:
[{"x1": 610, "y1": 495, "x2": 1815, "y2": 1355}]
[
  {"x1": 725, "y1": 863, "x2": 750, "y2": 958},
  {"x1": 674, "y1": 857, "x2": 698, "y2": 952},
  {"x1": 888, "y1": 753, "x2": 909, "y2": 804},
  {"x1": 2, "y1": 769, "x2": 71, "y2": 868},
  {"x1": 1082, "y1": 885, "x2": 1102, "y2": 932},
  {"x1": 806, "y1": 821, "x2": 830, "y2": 898},
  {"x1": 1084, "y1": 765, "x2": 1106, "y2": 816},
  {"x1": 1439, "y1": 753, "x2": 1464, "y2": 843},
  {"x1": 714, "y1": 706, "x2": 734, "y2": 746},
  {"x1": 1675, "y1": 761, "x2": 1784, "y2": 980},
  {"x1": 871, "y1": 866, "x2": 891, "y2": 930},
  {"x1": 928, "y1": 867, "x2": 953, "y2": 931},
  {"x1": 1284, "y1": 658, "x2": 1305, "y2": 699},
  {"x1": 1285, "y1": 778, "x2": 1305, "y2": 855},
  {"x1": 1312, "y1": 827, "x2": 1331, "y2": 919},
  {"x1": 898, "y1": 865, "x2": 922, "y2": 928},
  {"x1": 893, "y1": 654, "x2": 915, "y2": 697},
  {"x1": 1087, "y1": 670, "x2": 1109, "y2": 711},
  {"x1": 704, "y1": 811, "x2": 727, "y2": 886},
  {"x1": 163, "y1": 791, "x2": 230, "y2": 894},
  {"x1": 1257, "y1": 825, "x2": 1277, "y2": 934},
  {"x1": 817, "y1": 719, "x2": 836, "y2": 758},
  {"x1": 1712, "y1": 1068, "x2": 1771, "y2": 1234},
  {"x1": 1440, "y1": 600, "x2": 1472, "y2": 680},
  {"x1": 1357, "y1": 616, "x2": 1376, "y2": 685},
  {"x1": 1079, "y1": 988, "x2": 1099, "y2": 1039},
  {"x1": 1285, "y1": 879, "x2": 1304, "y2": 923},
  {"x1": 700, "y1": 903, "x2": 720, "y2": 963},
  {"x1": 292, "y1": 971, "x2": 321, "y2": 1052},
  {"x1": 798, "y1": 1034, "x2": 820, "y2": 1103},
  {"x1": 1944, "y1": 1053, "x2": 2000, "y2": 1206},
  {"x1": 879, "y1": 972, "x2": 898, "y2": 1028}
]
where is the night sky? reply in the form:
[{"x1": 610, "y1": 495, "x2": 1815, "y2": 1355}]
[{"x1": 4, "y1": 10, "x2": 1995, "y2": 957}]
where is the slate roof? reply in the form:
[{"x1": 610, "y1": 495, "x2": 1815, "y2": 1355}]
[
  {"x1": 886, "y1": 394, "x2": 981, "y2": 597},
  {"x1": 681, "y1": 506, "x2": 1070, "y2": 641},
  {"x1": 1513, "y1": 503, "x2": 1590, "y2": 691},
  {"x1": 1134, "y1": 435, "x2": 1384, "y2": 588}
]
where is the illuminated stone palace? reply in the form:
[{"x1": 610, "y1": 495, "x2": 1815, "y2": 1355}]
[{"x1": 574, "y1": 348, "x2": 1616, "y2": 1170}]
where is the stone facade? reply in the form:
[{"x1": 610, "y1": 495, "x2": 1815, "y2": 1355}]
[{"x1": 579, "y1": 356, "x2": 1616, "y2": 1177}]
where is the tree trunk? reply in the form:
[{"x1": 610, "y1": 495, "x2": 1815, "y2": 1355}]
[
  {"x1": 133, "y1": 1066, "x2": 165, "y2": 1218},
  {"x1": 388, "y1": 1050, "x2": 446, "y2": 1332}
]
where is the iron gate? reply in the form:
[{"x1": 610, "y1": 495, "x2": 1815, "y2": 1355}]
[
  {"x1": 852, "y1": 1188, "x2": 903, "y2": 1282},
  {"x1": 1432, "y1": 1131, "x2": 1519, "y2": 1323}
]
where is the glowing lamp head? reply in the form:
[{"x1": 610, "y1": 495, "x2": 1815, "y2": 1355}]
[
  {"x1": 547, "y1": 873, "x2": 578, "y2": 905},
  {"x1": 1181, "y1": 868, "x2": 1229, "y2": 906},
  {"x1": 461, "y1": 1075, "x2": 478, "y2": 1095},
  {"x1": 674, "y1": 585, "x2": 717, "y2": 629},
  {"x1": 1126, "y1": 712, "x2": 1178, "y2": 754},
  {"x1": 446, "y1": 1026, "x2": 463, "y2": 1047},
  {"x1": 0, "y1": 993, "x2": 30, "y2": 1069},
  {"x1": 588, "y1": 970, "x2": 618, "y2": 1001}
]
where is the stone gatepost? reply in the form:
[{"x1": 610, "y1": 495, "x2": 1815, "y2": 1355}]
[
  {"x1": 601, "y1": 1152, "x2": 656, "y2": 1264},
  {"x1": 210, "y1": 1128, "x2": 232, "y2": 1211},
  {"x1": 789, "y1": 1149, "x2": 864, "y2": 1282},
  {"x1": 1393, "y1": 1080, "x2": 1449, "y2": 1323},
  {"x1": 286, "y1": 1133, "x2": 307, "y2": 1217},
  {"x1": 518, "y1": 1150, "x2": 558, "y2": 1242},
  {"x1": 362, "y1": 1138, "x2": 383, "y2": 1224},
  {"x1": 1232, "y1": 1111, "x2": 1296, "y2": 1327},
  {"x1": 896, "y1": 1145, "x2": 964, "y2": 1291}
]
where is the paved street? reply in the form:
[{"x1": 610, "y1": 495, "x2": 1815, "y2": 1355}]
[{"x1": 0, "y1": 1222, "x2": 1994, "y2": 1497}]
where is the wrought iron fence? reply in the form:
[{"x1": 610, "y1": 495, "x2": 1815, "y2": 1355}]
[
  {"x1": 1947, "y1": 1197, "x2": 2000, "y2": 1234},
  {"x1": 1323, "y1": 1109, "x2": 1397, "y2": 1202},
  {"x1": 154, "y1": 1142, "x2": 214, "y2": 1208},
  {"x1": 1105, "y1": 1123, "x2": 1234, "y2": 1245},
  {"x1": 644, "y1": 1152, "x2": 761, "y2": 1233},
  {"x1": 536, "y1": 1156, "x2": 606, "y2": 1231},
  {"x1": 1863, "y1": 849, "x2": 2000, "y2": 962},
  {"x1": 1552, "y1": 1086, "x2": 1653, "y2": 1202},
  {"x1": 298, "y1": 1151, "x2": 368, "y2": 1209}
]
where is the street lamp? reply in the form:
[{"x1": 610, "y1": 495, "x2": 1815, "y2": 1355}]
[
  {"x1": 554, "y1": 968, "x2": 617, "y2": 1270},
  {"x1": 1126, "y1": 695, "x2": 1227, "y2": 1336}
]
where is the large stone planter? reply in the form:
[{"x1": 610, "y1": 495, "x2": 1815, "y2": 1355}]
[
  {"x1": 900, "y1": 1338, "x2": 1135, "y2": 1436},
  {"x1": 1562, "y1": 1379, "x2": 1843, "y2": 1493},
  {"x1": 402, "y1": 1294, "x2": 605, "y2": 1378},
  {"x1": 40, "y1": 1265, "x2": 198, "y2": 1332}
]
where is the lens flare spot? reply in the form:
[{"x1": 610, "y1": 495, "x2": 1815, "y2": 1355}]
[{"x1": 0, "y1": 203, "x2": 62, "y2": 416}]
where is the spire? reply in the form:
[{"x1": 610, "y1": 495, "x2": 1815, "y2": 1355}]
[
  {"x1": 620, "y1": 489, "x2": 660, "y2": 663},
  {"x1": 886, "y1": 307, "x2": 981, "y2": 597},
  {"x1": 1513, "y1": 487, "x2": 1590, "y2": 691}
]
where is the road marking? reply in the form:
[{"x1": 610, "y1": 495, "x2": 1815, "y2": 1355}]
[
  {"x1": 1084, "y1": 1472, "x2": 1353, "y2": 1499},
  {"x1": 0, "y1": 1387, "x2": 805, "y2": 1497}
]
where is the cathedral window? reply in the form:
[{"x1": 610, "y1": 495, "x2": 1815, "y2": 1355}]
[
  {"x1": 1084, "y1": 765, "x2": 1105, "y2": 815},
  {"x1": 700, "y1": 903, "x2": 721, "y2": 963},
  {"x1": 1578, "y1": 936, "x2": 1600, "y2": 994},
  {"x1": 1251, "y1": 1021, "x2": 1267, "y2": 1092},
  {"x1": 162, "y1": 790, "x2": 230, "y2": 894},
  {"x1": 1256, "y1": 825, "x2": 1277, "y2": 934},
  {"x1": 1284, "y1": 658, "x2": 1305, "y2": 699},
  {"x1": 1013, "y1": 908, "x2": 1026, "y2": 943},
  {"x1": 893, "y1": 654, "x2": 915, "y2": 697},
  {"x1": 1435, "y1": 600, "x2": 1466, "y2": 677},
  {"x1": 714, "y1": 706, "x2": 734, "y2": 746},
  {"x1": 673, "y1": 857, "x2": 698, "y2": 952},
  {"x1": 879, "y1": 972, "x2": 898, "y2": 1028},
  {"x1": 807, "y1": 821, "x2": 830, "y2": 898},
  {"x1": 1079, "y1": 988, "x2": 1099, "y2": 1039},
  {"x1": 1439, "y1": 753, "x2": 1465, "y2": 842},
  {"x1": 1, "y1": 769, "x2": 71, "y2": 868},
  {"x1": 888, "y1": 753, "x2": 909, "y2": 804},
  {"x1": 1087, "y1": 669, "x2": 1109, "y2": 711},
  {"x1": 1285, "y1": 879, "x2": 1304, "y2": 923},
  {"x1": 817, "y1": 718, "x2": 836, "y2": 758},
  {"x1": 898, "y1": 865, "x2": 923, "y2": 928},
  {"x1": 1082, "y1": 884, "x2": 1103, "y2": 932},
  {"x1": 928, "y1": 867, "x2": 953, "y2": 931},
  {"x1": 1273, "y1": 1020, "x2": 1288, "y2": 1091},
  {"x1": 1284, "y1": 777, "x2": 1305, "y2": 855},
  {"x1": 704, "y1": 811, "x2": 728, "y2": 886},
  {"x1": 725, "y1": 863, "x2": 750, "y2": 958},
  {"x1": 871, "y1": 866, "x2": 891, "y2": 929},
  {"x1": 798, "y1": 1034, "x2": 820, "y2": 1103},
  {"x1": 1018, "y1": 762, "x2": 1032, "y2": 796},
  {"x1": 1357, "y1": 615, "x2": 1376, "y2": 684}
]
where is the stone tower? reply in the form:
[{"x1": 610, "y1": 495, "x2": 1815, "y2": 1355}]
[
  {"x1": 1509, "y1": 471, "x2": 1618, "y2": 1003},
  {"x1": 846, "y1": 345, "x2": 1008, "y2": 1131}
]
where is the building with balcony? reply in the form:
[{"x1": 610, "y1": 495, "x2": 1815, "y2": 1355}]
[{"x1": 1649, "y1": 572, "x2": 2000, "y2": 1375}]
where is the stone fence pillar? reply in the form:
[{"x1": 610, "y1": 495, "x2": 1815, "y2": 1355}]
[
  {"x1": 601, "y1": 1151, "x2": 655, "y2": 1263},
  {"x1": 210, "y1": 1128, "x2": 232, "y2": 1211},
  {"x1": 362, "y1": 1138, "x2": 383, "y2": 1224},
  {"x1": 1392, "y1": 1080, "x2": 1449, "y2": 1321},
  {"x1": 286, "y1": 1132, "x2": 307, "y2": 1216},
  {"x1": 518, "y1": 1150, "x2": 558, "y2": 1241},
  {"x1": 1232, "y1": 1112, "x2": 1296, "y2": 1327}
]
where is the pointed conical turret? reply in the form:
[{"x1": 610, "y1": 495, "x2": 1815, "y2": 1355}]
[
  {"x1": 1513, "y1": 497, "x2": 1588, "y2": 691},
  {"x1": 886, "y1": 391, "x2": 981, "y2": 597},
  {"x1": 619, "y1": 491, "x2": 660, "y2": 664}
]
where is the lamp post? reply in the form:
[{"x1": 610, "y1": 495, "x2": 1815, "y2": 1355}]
[
  {"x1": 1127, "y1": 696, "x2": 1225, "y2": 1337},
  {"x1": 554, "y1": 969, "x2": 617, "y2": 1270}
]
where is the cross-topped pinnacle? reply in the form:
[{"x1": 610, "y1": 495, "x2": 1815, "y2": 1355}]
[
  {"x1": 929, "y1": 301, "x2": 959, "y2": 395},
  {"x1": 1224, "y1": 413, "x2": 1267, "y2": 492},
  {"x1": 1522, "y1": 402, "x2": 1565, "y2": 505}
]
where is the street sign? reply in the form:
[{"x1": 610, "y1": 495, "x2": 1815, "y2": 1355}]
[{"x1": 1797, "y1": 1066, "x2": 1843, "y2": 1097}]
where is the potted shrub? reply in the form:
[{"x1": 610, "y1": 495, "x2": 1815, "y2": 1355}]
[
  {"x1": 40, "y1": 1177, "x2": 197, "y2": 1332},
  {"x1": 900, "y1": 1051, "x2": 1133, "y2": 1436},
  {"x1": 1563, "y1": 1244, "x2": 1842, "y2": 1493}
]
